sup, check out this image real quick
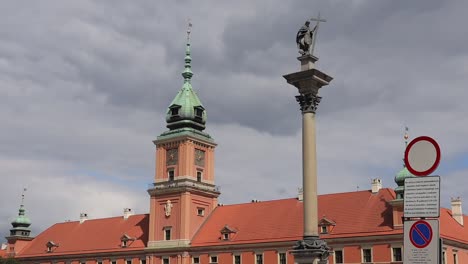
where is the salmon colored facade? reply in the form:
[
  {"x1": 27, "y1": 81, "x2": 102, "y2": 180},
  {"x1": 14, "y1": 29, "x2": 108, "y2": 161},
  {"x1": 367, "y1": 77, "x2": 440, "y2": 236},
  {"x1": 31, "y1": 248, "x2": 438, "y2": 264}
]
[{"x1": 3, "y1": 35, "x2": 468, "y2": 264}]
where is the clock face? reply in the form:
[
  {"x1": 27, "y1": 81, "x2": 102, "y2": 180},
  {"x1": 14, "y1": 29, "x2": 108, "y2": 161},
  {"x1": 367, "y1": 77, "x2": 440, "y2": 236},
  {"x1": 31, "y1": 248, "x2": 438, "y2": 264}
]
[
  {"x1": 166, "y1": 148, "x2": 178, "y2": 166},
  {"x1": 194, "y1": 149, "x2": 205, "y2": 167}
]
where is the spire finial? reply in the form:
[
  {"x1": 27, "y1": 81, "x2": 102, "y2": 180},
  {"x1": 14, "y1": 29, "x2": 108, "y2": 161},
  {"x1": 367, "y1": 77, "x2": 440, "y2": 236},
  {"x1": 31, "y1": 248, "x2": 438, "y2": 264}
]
[
  {"x1": 182, "y1": 20, "x2": 194, "y2": 83},
  {"x1": 186, "y1": 19, "x2": 192, "y2": 43},
  {"x1": 402, "y1": 126, "x2": 409, "y2": 167}
]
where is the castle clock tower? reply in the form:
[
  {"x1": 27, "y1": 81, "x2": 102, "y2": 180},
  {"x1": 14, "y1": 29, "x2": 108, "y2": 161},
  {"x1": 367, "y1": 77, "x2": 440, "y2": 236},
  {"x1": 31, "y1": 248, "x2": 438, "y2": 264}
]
[{"x1": 147, "y1": 24, "x2": 219, "y2": 257}]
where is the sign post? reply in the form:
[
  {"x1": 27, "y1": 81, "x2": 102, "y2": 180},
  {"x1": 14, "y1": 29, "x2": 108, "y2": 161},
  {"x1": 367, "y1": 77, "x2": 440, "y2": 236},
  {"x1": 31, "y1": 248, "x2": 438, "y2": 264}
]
[{"x1": 403, "y1": 136, "x2": 442, "y2": 264}]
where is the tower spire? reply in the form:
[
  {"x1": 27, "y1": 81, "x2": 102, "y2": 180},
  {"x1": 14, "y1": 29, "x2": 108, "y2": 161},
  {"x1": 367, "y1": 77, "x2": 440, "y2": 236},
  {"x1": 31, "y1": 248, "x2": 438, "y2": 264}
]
[
  {"x1": 182, "y1": 20, "x2": 193, "y2": 83},
  {"x1": 9, "y1": 188, "x2": 32, "y2": 238},
  {"x1": 403, "y1": 126, "x2": 409, "y2": 167}
]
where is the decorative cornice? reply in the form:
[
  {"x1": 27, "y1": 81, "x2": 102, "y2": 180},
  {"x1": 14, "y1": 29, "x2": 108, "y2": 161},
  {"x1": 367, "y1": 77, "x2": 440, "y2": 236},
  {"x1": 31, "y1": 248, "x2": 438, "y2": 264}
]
[{"x1": 296, "y1": 93, "x2": 321, "y2": 113}]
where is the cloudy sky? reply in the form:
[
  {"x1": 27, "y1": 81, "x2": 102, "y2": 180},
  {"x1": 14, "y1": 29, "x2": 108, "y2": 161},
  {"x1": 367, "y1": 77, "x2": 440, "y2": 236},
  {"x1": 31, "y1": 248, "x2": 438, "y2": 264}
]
[{"x1": 1, "y1": 0, "x2": 468, "y2": 238}]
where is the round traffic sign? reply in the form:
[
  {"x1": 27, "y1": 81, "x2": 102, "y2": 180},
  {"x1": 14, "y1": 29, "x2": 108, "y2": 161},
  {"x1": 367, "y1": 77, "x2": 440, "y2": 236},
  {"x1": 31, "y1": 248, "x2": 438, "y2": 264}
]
[
  {"x1": 404, "y1": 136, "x2": 441, "y2": 177},
  {"x1": 409, "y1": 220, "x2": 433, "y2": 248}
]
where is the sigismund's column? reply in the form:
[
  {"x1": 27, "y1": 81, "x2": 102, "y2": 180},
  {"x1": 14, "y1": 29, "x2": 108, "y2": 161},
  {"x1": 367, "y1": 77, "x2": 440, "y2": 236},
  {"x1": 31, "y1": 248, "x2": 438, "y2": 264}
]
[{"x1": 284, "y1": 17, "x2": 333, "y2": 264}]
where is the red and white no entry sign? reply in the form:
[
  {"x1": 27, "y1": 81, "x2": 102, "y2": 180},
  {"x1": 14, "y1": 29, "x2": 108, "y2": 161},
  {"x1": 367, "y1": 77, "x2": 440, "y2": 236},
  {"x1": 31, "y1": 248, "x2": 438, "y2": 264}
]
[{"x1": 404, "y1": 136, "x2": 441, "y2": 177}]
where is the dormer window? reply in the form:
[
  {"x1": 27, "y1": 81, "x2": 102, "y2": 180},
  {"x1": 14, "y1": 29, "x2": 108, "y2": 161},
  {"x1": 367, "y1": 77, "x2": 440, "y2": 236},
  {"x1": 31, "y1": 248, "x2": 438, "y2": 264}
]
[
  {"x1": 46, "y1": 241, "x2": 59, "y2": 253},
  {"x1": 219, "y1": 225, "x2": 237, "y2": 241},
  {"x1": 321, "y1": 226, "x2": 327, "y2": 234},
  {"x1": 120, "y1": 234, "x2": 135, "y2": 248},
  {"x1": 170, "y1": 106, "x2": 180, "y2": 116},
  {"x1": 194, "y1": 106, "x2": 204, "y2": 119},
  {"x1": 318, "y1": 216, "x2": 336, "y2": 234}
]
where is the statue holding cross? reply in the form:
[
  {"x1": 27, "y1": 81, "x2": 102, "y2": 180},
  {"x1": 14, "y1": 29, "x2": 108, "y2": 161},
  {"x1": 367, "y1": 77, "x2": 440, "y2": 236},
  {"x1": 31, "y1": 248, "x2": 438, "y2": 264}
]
[{"x1": 296, "y1": 13, "x2": 326, "y2": 56}]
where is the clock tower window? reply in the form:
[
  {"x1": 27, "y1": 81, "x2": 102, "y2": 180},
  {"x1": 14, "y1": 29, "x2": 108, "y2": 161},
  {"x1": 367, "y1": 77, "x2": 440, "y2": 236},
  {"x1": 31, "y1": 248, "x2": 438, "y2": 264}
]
[
  {"x1": 196, "y1": 170, "x2": 202, "y2": 182},
  {"x1": 168, "y1": 169, "x2": 175, "y2": 181}
]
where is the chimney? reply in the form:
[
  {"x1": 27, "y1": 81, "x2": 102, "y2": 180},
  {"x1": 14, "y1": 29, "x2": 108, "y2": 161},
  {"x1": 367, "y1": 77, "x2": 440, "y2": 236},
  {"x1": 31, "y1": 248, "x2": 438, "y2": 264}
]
[
  {"x1": 124, "y1": 208, "x2": 134, "y2": 220},
  {"x1": 451, "y1": 197, "x2": 464, "y2": 226},
  {"x1": 371, "y1": 178, "x2": 382, "y2": 193},
  {"x1": 298, "y1": 187, "x2": 303, "y2": 201},
  {"x1": 79, "y1": 213, "x2": 88, "y2": 224}
]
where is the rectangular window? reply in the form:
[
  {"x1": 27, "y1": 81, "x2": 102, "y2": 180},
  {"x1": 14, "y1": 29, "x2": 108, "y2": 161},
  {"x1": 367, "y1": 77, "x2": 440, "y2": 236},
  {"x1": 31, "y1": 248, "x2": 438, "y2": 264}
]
[
  {"x1": 196, "y1": 171, "x2": 202, "y2": 182},
  {"x1": 392, "y1": 247, "x2": 402, "y2": 262},
  {"x1": 197, "y1": 208, "x2": 205, "y2": 216},
  {"x1": 278, "y1": 253, "x2": 286, "y2": 264},
  {"x1": 443, "y1": 251, "x2": 446, "y2": 264},
  {"x1": 111, "y1": 261, "x2": 117, "y2": 264},
  {"x1": 140, "y1": 259, "x2": 146, "y2": 264},
  {"x1": 210, "y1": 256, "x2": 218, "y2": 263},
  {"x1": 192, "y1": 257, "x2": 200, "y2": 264},
  {"x1": 171, "y1": 108, "x2": 179, "y2": 116},
  {"x1": 97, "y1": 261, "x2": 103, "y2": 264},
  {"x1": 335, "y1": 250, "x2": 343, "y2": 263},
  {"x1": 126, "y1": 260, "x2": 132, "y2": 264},
  {"x1": 453, "y1": 253, "x2": 457, "y2": 264},
  {"x1": 234, "y1": 255, "x2": 241, "y2": 264},
  {"x1": 321, "y1": 226, "x2": 327, "y2": 233},
  {"x1": 163, "y1": 258, "x2": 169, "y2": 264},
  {"x1": 168, "y1": 170, "x2": 174, "y2": 181},
  {"x1": 165, "y1": 228, "x2": 171, "y2": 240},
  {"x1": 255, "y1": 254, "x2": 263, "y2": 264},
  {"x1": 195, "y1": 108, "x2": 203, "y2": 118},
  {"x1": 362, "y1": 248, "x2": 372, "y2": 263}
]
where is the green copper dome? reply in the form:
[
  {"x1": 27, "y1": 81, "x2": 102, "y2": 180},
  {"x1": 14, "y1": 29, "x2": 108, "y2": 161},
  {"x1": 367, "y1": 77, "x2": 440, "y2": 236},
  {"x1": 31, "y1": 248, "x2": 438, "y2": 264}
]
[
  {"x1": 11, "y1": 205, "x2": 31, "y2": 227},
  {"x1": 165, "y1": 40, "x2": 207, "y2": 131},
  {"x1": 394, "y1": 165, "x2": 415, "y2": 199}
]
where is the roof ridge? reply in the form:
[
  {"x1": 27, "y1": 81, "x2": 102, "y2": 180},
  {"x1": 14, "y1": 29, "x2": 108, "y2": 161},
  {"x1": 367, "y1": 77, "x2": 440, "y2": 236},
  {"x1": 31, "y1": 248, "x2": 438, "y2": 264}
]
[{"x1": 53, "y1": 213, "x2": 149, "y2": 225}]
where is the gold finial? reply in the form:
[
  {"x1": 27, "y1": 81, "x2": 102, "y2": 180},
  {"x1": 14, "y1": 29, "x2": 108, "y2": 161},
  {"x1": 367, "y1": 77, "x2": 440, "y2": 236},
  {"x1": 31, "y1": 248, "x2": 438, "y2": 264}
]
[
  {"x1": 21, "y1": 187, "x2": 27, "y2": 205},
  {"x1": 404, "y1": 126, "x2": 409, "y2": 146},
  {"x1": 186, "y1": 19, "x2": 192, "y2": 42}
]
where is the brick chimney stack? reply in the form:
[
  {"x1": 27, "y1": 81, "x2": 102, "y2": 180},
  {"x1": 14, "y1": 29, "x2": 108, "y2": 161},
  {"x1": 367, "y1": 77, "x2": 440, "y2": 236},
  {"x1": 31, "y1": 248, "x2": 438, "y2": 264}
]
[{"x1": 451, "y1": 197, "x2": 464, "y2": 226}]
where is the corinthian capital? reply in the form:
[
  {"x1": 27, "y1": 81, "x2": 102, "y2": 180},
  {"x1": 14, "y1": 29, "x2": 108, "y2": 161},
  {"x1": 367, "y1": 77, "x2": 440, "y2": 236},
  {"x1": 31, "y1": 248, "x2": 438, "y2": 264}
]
[{"x1": 295, "y1": 93, "x2": 321, "y2": 113}]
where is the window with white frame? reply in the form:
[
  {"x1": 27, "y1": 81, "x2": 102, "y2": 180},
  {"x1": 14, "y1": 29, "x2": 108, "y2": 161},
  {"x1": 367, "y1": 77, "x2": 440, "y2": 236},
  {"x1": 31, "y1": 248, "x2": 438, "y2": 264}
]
[
  {"x1": 234, "y1": 255, "x2": 241, "y2": 264},
  {"x1": 334, "y1": 249, "x2": 343, "y2": 263},
  {"x1": 192, "y1": 256, "x2": 200, "y2": 264},
  {"x1": 162, "y1": 257, "x2": 169, "y2": 264},
  {"x1": 453, "y1": 252, "x2": 458, "y2": 264},
  {"x1": 278, "y1": 252, "x2": 286, "y2": 264},
  {"x1": 210, "y1": 255, "x2": 218, "y2": 264},
  {"x1": 362, "y1": 248, "x2": 372, "y2": 263},
  {"x1": 255, "y1": 253, "x2": 263, "y2": 264},
  {"x1": 442, "y1": 251, "x2": 446, "y2": 264},
  {"x1": 140, "y1": 258, "x2": 146, "y2": 264},
  {"x1": 126, "y1": 259, "x2": 132, "y2": 264},
  {"x1": 392, "y1": 247, "x2": 402, "y2": 262}
]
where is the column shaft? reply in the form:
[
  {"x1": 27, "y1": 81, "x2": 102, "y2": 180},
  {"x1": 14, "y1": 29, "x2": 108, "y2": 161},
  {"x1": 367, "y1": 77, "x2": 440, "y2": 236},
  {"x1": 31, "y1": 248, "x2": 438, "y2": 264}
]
[{"x1": 302, "y1": 111, "x2": 318, "y2": 237}]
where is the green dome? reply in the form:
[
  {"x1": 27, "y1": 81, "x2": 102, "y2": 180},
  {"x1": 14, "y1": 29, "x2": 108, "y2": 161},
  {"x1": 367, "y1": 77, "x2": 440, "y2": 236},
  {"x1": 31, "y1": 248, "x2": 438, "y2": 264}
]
[
  {"x1": 394, "y1": 166, "x2": 415, "y2": 199},
  {"x1": 11, "y1": 205, "x2": 31, "y2": 227},
  {"x1": 165, "y1": 41, "x2": 207, "y2": 131},
  {"x1": 395, "y1": 166, "x2": 414, "y2": 185}
]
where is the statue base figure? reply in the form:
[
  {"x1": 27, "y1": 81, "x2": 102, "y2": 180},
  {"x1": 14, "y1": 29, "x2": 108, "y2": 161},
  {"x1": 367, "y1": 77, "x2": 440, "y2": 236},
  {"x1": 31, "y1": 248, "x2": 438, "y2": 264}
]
[{"x1": 291, "y1": 236, "x2": 330, "y2": 264}]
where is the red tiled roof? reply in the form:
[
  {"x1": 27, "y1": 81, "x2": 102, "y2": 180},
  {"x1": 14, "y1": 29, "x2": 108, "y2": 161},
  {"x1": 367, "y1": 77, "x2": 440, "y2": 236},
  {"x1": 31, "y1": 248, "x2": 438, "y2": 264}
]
[
  {"x1": 440, "y1": 208, "x2": 468, "y2": 244},
  {"x1": 191, "y1": 188, "x2": 400, "y2": 246},
  {"x1": 18, "y1": 214, "x2": 148, "y2": 257}
]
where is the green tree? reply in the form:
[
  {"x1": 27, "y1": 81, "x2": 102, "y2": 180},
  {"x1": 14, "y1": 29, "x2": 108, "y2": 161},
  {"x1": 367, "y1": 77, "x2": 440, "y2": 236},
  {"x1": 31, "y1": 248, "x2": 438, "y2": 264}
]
[{"x1": 0, "y1": 257, "x2": 21, "y2": 264}]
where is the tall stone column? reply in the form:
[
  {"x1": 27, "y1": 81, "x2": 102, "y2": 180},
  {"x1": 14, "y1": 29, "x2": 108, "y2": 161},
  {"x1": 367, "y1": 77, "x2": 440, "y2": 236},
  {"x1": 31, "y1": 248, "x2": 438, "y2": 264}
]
[{"x1": 283, "y1": 55, "x2": 333, "y2": 264}]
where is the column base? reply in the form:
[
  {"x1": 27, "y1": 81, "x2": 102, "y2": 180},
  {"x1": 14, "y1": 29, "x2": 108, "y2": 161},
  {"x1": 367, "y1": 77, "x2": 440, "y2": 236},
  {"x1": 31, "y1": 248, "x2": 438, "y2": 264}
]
[{"x1": 291, "y1": 236, "x2": 330, "y2": 264}]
